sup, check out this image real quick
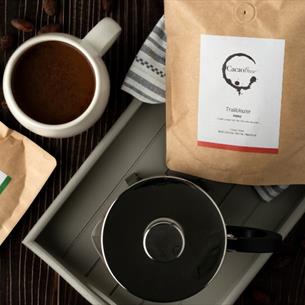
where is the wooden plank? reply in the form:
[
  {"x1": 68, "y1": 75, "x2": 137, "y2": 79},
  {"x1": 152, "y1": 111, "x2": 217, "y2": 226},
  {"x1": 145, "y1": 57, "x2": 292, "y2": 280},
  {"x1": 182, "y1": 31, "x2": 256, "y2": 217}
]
[
  {"x1": 183, "y1": 186, "x2": 305, "y2": 305},
  {"x1": 182, "y1": 252, "x2": 259, "y2": 305},
  {"x1": 62, "y1": 127, "x2": 168, "y2": 274},
  {"x1": 177, "y1": 185, "x2": 262, "y2": 305},
  {"x1": 37, "y1": 104, "x2": 165, "y2": 257},
  {"x1": 219, "y1": 185, "x2": 261, "y2": 225},
  {"x1": 166, "y1": 170, "x2": 234, "y2": 205},
  {"x1": 111, "y1": 287, "x2": 143, "y2": 305},
  {"x1": 85, "y1": 259, "x2": 117, "y2": 297},
  {"x1": 61, "y1": 180, "x2": 127, "y2": 273},
  {"x1": 0, "y1": 1, "x2": 164, "y2": 305},
  {"x1": 244, "y1": 186, "x2": 305, "y2": 230},
  {"x1": 144, "y1": 300, "x2": 182, "y2": 305}
]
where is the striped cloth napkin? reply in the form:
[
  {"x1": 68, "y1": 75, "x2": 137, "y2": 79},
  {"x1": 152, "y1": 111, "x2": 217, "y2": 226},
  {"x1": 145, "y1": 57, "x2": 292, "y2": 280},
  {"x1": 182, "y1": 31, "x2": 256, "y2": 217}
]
[{"x1": 122, "y1": 16, "x2": 289, "y2": 202}]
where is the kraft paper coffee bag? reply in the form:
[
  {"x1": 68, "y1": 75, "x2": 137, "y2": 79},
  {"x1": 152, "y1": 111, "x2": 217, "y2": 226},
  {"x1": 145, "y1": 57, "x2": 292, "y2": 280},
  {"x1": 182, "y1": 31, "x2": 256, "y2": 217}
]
[
  {"x1": 164, "y1": 0, "x2": 305, "y2": 185},
  {"x1": 0, "y1": 122, "x2": 56, "y2": 245}
]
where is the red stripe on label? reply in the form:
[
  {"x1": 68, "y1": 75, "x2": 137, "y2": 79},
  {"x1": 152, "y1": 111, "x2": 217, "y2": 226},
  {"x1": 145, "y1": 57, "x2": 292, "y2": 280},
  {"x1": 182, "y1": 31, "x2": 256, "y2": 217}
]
[{"x1": 197, "y1": 141, "x2": 278, "y2": 154}]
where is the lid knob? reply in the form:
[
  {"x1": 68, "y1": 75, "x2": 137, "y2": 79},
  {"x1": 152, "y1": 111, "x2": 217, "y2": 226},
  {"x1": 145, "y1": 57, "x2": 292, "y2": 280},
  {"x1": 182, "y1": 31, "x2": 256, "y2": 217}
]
[{"x1": 143, "y1": 218, "x2": 185, "y2": 262}]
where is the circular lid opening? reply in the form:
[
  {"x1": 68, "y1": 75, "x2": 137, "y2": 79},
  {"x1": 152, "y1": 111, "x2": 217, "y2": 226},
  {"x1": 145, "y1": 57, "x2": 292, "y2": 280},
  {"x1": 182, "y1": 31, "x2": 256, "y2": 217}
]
[{"x1": 143, "y1": 218, "x2": 185, "y2": 262}]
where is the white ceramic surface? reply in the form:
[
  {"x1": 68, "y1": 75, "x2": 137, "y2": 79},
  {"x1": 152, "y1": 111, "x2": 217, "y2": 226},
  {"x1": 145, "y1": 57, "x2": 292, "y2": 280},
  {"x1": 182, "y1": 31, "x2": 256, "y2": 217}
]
[{"x1": 3, "y1": 17, "x2": 121, "y2": 138}]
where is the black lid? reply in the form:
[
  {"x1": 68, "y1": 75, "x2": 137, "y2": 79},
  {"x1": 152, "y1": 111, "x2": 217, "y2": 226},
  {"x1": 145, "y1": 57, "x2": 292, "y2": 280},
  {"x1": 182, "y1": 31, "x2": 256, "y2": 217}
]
[{"x1": 102, "y1": 177, "x2": 226, "y2": 302}]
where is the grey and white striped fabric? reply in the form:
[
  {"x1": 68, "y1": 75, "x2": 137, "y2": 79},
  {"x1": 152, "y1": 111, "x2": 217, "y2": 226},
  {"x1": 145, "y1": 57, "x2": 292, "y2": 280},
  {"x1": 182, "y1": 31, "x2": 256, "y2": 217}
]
[
  {"x1": 122, "y1": 16, "x2": 166, "y2": 104},
  {"x1": 254, "y1": 185, "x2": 289, "y2": 202},
  {"x1": 121, "y1": 16, "x2": 289, "y2": 202}
]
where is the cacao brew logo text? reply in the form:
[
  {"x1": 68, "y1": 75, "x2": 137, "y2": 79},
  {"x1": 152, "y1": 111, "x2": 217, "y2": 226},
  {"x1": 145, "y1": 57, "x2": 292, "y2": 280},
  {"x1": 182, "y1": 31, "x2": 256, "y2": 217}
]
[{"x1": 222, "y1": 53, "x2": 257, "y2": 95}]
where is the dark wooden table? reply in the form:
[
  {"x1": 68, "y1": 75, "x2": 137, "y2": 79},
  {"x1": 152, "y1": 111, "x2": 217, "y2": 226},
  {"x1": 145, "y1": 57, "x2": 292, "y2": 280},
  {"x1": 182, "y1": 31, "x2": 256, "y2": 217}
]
[{"x1": 1, "y1": 1, "x2": 305, "y2": 304}]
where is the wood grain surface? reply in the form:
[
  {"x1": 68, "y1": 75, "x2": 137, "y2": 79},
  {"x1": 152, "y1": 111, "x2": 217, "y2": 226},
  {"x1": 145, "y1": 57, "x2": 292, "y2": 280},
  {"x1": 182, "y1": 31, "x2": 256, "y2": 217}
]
[
  {"x1": 0, "y1": 1, "x2": 163, "y2": 304},
  {"x1": 0, "y1": 1, "x2": 305, "y2": 305}
]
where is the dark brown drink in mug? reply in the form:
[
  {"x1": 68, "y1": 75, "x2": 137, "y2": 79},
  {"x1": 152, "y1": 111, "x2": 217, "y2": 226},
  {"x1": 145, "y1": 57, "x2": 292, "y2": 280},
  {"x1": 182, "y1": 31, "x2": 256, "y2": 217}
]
[{"x1": 11, "y1": 41, "x2": 95, "y2": 125}]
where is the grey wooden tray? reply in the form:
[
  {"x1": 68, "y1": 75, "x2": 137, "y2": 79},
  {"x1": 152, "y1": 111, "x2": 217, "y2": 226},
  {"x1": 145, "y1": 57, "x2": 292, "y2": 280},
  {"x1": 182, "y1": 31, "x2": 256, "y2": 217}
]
[{"x1": 23, "y1": 99, "x2": 305, "y2": 305}]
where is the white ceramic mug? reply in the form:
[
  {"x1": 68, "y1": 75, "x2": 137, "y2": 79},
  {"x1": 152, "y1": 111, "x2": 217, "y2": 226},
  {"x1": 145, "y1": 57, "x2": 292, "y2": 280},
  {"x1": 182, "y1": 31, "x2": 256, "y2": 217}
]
[{"x1": 3, "y1": 17, "x2": 121, "y2": 138}]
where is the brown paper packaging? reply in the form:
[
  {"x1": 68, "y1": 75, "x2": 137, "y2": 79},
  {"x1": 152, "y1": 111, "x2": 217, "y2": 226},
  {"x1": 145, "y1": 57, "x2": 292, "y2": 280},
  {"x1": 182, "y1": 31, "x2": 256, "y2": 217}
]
[
  {"x1": 0, "y1": 122, "x2": 56, "y2": 245},
  {"x1": 165, "y1": 0, "x2": 305, "y2": 185}
]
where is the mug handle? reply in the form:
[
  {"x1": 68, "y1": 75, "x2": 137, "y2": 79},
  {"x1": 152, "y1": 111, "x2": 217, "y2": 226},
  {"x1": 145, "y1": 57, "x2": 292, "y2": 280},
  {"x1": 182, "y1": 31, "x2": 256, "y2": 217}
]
[
  {"x1": 82, "y1": 17, "x2": 121, "y2": 57},
  {"x1": 226, "y1": 226, "x2": 282, "y2": 253}
]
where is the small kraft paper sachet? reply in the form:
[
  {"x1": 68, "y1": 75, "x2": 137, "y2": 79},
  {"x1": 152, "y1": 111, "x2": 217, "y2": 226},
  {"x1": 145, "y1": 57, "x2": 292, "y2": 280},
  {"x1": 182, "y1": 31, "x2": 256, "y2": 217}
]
[
  {"x1": 0, "y1": 122, "x2": 56, "y2": 245},
  {"x1": 164, "y1": 0, "x2": 305, "y2": 185}
]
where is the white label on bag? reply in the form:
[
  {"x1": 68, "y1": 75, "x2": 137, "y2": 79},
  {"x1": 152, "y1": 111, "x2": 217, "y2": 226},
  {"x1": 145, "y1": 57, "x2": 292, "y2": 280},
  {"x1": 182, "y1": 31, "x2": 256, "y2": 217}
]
[
  {"x1": 0, "y1": 170, "x2": 11, "y2": 194},
  {"x1": 198, "y1": 35, "x2": 285, "y2": 153}
]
